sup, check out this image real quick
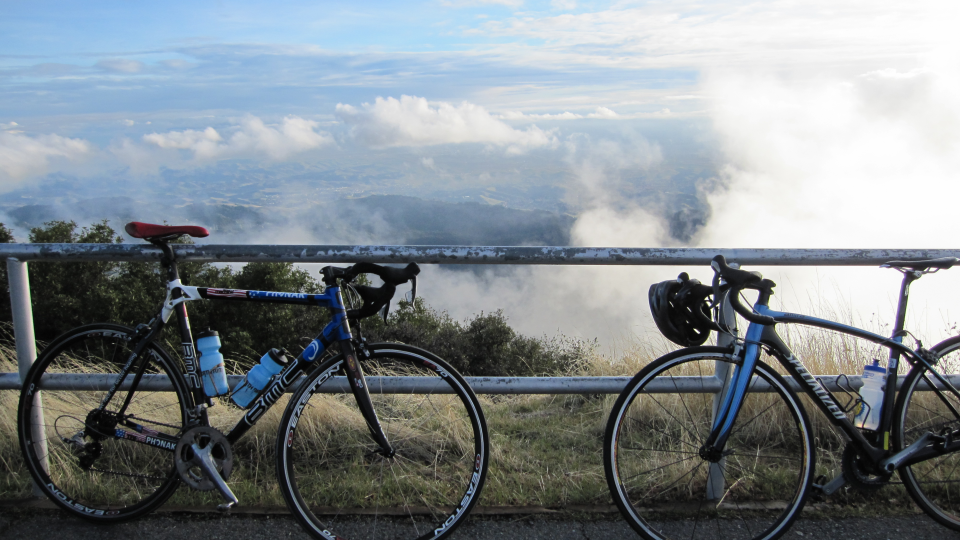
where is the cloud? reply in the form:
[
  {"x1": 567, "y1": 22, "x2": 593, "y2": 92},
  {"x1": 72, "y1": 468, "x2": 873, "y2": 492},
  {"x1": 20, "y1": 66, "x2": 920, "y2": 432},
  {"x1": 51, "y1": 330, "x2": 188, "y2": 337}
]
[
  {"x1": 441, "y1": 0, "x2": 524, "y2": 7},
  {"x1": 0, "y1": 132, "x2": 93, "y2": 190},
  {"x1": 477, "y1": 0, "x2": 943, "y2": 73},
  {"x1": 134, "y1": 115, "x2": 334, "y2": 166},
  {"x1": 96, "y1": 58, "x2": 145, "y2": 73},
  {"x1": 500, "y1": 106, "x2": 620, "y2": 121},
  {"x1": 336, "y1": 95, "x2": 558, "y2": 154}
]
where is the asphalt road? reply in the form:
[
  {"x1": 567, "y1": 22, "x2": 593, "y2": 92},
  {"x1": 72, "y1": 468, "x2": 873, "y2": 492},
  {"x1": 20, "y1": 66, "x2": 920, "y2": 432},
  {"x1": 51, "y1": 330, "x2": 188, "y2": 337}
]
[{"x1": 2, "y1": 507, "x2": 960, "y2": 540}]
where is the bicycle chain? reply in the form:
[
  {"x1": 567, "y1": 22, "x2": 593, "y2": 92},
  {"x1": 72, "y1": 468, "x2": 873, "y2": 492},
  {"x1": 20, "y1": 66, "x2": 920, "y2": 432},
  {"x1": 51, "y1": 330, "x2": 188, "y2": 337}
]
[
  {"x1": 842, "y1": 444, "x2": 891, "y2": 492},
  {"x1": 84, "y1": 466, "x2": 167, "y2": 482},
  {"x1": 58, "y1": 410, "x2": 183, "y2": 483}
]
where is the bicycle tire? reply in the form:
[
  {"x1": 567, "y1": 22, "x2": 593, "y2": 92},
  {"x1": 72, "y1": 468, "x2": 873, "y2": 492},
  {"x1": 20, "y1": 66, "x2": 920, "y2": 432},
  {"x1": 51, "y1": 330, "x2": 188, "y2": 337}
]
[
  {"x1": 604, "y1": 346, "x2": 814, "y2": 540},
  {"x1": 895, "y1": 334, "x2": 960, "y2": 530},
  {"x1": 18, "y1": 323, "x2": 192, "y2": 522},
  {"x1": 276, "y1": 342, "x2": 489, "y2": 540}
]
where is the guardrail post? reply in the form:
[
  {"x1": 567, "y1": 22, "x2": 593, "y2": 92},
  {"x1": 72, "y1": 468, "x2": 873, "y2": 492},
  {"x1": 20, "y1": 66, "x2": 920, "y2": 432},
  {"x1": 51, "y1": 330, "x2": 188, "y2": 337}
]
[
  {"x1": 706, "y1": 286, "x2": 738, "y2": 501},
  {"x1": 7, "y1": 258, "x2": 48, "y2": 495}
]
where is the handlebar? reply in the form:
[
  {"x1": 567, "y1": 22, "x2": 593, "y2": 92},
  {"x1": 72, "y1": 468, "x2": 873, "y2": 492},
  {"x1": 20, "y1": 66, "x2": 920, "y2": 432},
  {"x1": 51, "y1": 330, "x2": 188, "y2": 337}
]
[
  {"x1": 321, "y1": 262, "x2": 420, "y2": 321},
  {"x1": 710, "y1": 255, "x2": 777, "y2": 326}
]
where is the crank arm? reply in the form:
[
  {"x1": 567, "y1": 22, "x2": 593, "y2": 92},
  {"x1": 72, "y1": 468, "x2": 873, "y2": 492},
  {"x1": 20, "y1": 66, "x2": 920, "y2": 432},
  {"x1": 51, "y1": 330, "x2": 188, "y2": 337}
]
[{"x1": 190, "y1": 441, "x2": 239, "y2": 510}]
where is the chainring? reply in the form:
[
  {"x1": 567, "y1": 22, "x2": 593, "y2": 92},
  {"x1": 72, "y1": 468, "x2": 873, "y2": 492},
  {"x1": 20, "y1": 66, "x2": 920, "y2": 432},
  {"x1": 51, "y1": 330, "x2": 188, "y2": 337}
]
[
  {"x1": 842, "y1": 443, "x2": 891, "y2": 492},
  {"x1": 174, "y1": 426, "x2": 233, "y2": 491}
]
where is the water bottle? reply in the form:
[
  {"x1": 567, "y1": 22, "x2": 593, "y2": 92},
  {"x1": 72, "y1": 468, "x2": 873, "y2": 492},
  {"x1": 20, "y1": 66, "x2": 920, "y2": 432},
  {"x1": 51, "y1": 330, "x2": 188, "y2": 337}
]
[
  {"x1": 196, "y1": 329, "x2": 230, "y2": 397},
  {"x1": 854, "y1": 360, "x2": 886, "y2": 431},
  {"x1": 230, "y1": 348, "x2": 289, "y2": 408}
]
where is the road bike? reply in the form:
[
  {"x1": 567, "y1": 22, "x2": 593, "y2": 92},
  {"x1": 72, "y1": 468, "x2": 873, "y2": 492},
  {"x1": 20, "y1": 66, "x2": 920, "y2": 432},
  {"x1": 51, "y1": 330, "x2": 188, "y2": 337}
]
[
  {"x1": 604, "y1": 254, "x2": 960, "y2": 540},
  {"x1": 17, "y1": 222, "x2": 489, "y2": 540}
]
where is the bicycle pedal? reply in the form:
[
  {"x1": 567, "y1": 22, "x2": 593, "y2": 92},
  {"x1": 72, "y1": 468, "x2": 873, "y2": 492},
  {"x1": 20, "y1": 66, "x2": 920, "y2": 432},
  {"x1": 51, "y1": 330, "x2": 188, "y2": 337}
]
[{"x1": 817, "y1": 473, "x2": 847, "y2": 496}]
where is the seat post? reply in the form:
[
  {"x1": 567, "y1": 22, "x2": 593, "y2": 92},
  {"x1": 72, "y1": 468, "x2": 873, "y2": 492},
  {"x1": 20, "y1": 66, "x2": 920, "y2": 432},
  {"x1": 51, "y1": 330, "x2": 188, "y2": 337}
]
[
  {"x1": 891, "y1": 270, "x2": 921, "y2": 345},
  {"x1": 149, "y1": 237, "x2": 181, "y2": 283}
]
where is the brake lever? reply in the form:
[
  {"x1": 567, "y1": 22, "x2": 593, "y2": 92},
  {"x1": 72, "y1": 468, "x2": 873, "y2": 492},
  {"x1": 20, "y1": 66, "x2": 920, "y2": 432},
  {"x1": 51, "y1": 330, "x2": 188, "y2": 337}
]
[{"x1": 405, "y1": 276, "x2": 417, "y2": 304}]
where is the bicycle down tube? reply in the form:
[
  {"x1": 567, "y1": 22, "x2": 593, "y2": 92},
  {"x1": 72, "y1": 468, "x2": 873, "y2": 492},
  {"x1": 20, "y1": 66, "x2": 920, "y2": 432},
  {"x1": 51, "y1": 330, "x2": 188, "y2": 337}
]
[
  {"x1": 157, "y1": 278, "x2": 394, "y2": 451},
  {"x1": 706, "y1": 271, "x2": 960, "y2": 465}
]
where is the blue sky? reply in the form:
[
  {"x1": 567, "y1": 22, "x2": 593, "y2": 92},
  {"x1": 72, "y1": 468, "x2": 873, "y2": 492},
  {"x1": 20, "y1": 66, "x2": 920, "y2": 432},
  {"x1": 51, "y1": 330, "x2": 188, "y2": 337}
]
[
  {"x1": 1, "y1": 0, "x2": 955, "y2": 247},
  {"x1": 2, "y1": 0, "x2": 959, "y2": 342}
]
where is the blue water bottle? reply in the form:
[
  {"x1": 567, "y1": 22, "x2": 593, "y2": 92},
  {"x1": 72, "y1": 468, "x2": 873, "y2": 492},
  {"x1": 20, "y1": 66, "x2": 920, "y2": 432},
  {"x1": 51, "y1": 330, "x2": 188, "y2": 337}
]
[
  {"x1": 231, "y1": 348, "x2": 288, "y2": 408},
  {"x1": 196, "y1": 329, "x2": 230, "y2": 397}
]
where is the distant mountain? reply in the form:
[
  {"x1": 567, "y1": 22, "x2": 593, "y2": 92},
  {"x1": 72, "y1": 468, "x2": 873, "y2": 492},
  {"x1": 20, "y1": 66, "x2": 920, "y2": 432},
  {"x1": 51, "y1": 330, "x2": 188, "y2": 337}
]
[
  {"x1": 337, "y1": 196, "x2": 573, "y2": 246},
  {"x1": 1, "y1": 194, "x2": 575, "y2": 247}
]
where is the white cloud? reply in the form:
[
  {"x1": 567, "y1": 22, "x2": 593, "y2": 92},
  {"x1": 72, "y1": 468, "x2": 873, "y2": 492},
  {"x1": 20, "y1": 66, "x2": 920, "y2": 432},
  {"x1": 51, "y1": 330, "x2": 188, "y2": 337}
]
[
  {"x1": 441, "y1": 0, "x2": 524, "y2": 7},
  {"x1": 336, "y1": 95, "x2": 558, "y2": 154},
  {"x1": 0, "y1": 132, "x2": 93, "y2": 190},
  {"x1": 136, "y1": 115, "x2": 334, "y2": 165},
  {"x1": 160, "y1": 59, "x2": 197, "y2": 70},
  {"x1": 477, "y1": 0, "x2": 944, "y2": 73},
  {"x1": 499, "y1": 106, "x2": 620, "y2": 121},
  {"x1": 1, "y1": 122, "x2": 19, "y2": 131},
  {"x1": 96, "y1": 58, "x2": 145, "y2": 73}
]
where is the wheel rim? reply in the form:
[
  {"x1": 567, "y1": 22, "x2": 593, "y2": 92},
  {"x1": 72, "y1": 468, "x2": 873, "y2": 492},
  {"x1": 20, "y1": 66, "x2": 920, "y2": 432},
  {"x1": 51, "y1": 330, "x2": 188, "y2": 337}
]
[
  {"x1": 608, "y1": 350, "x2": 812, "y2": 540},
  {"x1": 898, "y1": 339, "x2": 960, "y2": 528},
  {"x1": 19, "y1": 326, "x2": 187, "y2": 518},
  {"x1": 279, "y1": 346, "x2": 487, "y2": 540}
]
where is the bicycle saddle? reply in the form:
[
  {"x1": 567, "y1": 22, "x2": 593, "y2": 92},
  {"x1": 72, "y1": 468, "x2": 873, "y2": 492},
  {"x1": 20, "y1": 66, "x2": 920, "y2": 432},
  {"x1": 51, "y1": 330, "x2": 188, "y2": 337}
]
[
  {"x1": 125, "y1": 222, "x2": 210, "y2": 240},
  {"x1": 881, "y1": 257, "x2": 958, "y2": 271}
]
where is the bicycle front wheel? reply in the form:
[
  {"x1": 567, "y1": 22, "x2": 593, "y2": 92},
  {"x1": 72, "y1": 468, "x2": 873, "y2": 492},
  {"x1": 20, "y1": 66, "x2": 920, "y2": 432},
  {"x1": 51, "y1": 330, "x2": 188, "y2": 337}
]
[
  {"x1": 277, "y1": 342, "x2": 489, "y2": 540},
  {"x1": 17, "y1": 323, "x2": 192, "y2": 521},
  {"x1": 604, "y1": 347, "x2": 814, "y2": 540},
  {"x1": 895, "y1": 335, "x2": 960, "y2": 530}
]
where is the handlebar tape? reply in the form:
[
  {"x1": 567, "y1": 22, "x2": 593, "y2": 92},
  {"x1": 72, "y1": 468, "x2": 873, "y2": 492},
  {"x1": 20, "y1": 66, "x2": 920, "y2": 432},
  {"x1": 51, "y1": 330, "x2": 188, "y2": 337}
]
[
  {"x1": 711, "y1": 255, "x2": 777, "y2": 325},
  {"x1": 348, "y1": 284, "x2": 398, "y2": 320},
  {"x1": 346, "y1": 262, "x2": 420, "y2": 286}
]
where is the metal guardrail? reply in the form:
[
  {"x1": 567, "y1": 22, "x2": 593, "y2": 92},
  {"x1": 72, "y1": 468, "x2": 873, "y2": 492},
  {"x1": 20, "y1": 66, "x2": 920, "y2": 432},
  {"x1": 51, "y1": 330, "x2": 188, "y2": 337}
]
[
  {"x1": 3, "y1": 244, "x2": 960, "y2": 265},
  {"x1": 4, "y1": 244, "x2": 960, "y2": 392},
  {"x1": 5, "y1": 243, "x2": 958, "y2": 499},
  {"x1": 5, "y1": 372, "x2": 960, "y2": 394}
]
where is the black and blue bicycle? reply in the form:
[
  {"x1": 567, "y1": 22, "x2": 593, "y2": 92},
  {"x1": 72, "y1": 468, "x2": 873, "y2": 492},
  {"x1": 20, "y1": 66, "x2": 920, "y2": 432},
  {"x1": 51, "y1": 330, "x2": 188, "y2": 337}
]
[
  {"x1": 605, "y1": 254, "x2": 960, "y2": 540},
  {"x1": 17, "y1": 222, "x2": 489, "y2": 540}
]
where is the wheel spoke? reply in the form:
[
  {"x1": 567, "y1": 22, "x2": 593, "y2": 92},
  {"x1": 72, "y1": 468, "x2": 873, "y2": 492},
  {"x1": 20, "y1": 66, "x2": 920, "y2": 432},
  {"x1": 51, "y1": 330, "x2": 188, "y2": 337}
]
[{"x1": 607, "y1": 351, "x2": 811, "y2": 540}]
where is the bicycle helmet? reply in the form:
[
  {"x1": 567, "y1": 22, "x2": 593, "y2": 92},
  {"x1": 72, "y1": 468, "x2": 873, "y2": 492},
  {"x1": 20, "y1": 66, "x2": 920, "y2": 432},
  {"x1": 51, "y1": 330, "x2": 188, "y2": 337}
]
[{"x1": 649, "y1": 272, "x2": 717, "y2": 346}]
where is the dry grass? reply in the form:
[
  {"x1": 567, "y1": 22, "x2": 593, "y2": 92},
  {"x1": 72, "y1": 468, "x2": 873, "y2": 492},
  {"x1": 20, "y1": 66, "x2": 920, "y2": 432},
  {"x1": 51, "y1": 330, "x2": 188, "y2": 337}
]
[{"x1": 0, "y1": 311, "x2": 948, "y2": 511}]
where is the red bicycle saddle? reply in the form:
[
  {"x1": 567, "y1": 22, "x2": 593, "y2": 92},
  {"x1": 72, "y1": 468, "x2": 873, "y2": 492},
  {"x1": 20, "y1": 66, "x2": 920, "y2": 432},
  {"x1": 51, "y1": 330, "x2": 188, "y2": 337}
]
[{"x1": 124, "y1": 222, "x2": 210, "y2": 240}]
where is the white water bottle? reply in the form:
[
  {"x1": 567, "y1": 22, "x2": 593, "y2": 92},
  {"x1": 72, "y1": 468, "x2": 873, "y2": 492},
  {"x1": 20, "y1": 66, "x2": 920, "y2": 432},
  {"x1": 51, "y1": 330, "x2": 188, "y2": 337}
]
[{"x1": 854, "y1": 360, "x2": 886, "y2": 431}]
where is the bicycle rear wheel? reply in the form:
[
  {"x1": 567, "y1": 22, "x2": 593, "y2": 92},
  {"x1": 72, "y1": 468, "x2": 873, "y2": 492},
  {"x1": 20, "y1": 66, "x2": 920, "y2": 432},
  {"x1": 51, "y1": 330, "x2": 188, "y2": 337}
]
[
  {"x1": 895, "y1": 335, "x2": 960, "y2": 530},
  {"x1": 277, "y1": 343, "x2": 488, "y2": 540},
  {"x1": 18, "y1": 323, "x2": 191, "y2": 521},
  {"x1": 604, "y1": 347, "x2": 814, "y2": 540}
]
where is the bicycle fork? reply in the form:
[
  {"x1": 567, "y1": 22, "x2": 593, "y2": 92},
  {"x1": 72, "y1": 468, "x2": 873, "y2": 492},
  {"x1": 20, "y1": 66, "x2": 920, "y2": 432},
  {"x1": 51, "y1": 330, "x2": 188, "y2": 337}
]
[{"x1": 341, "y1": 339, "x2": 395, "y2": 457}]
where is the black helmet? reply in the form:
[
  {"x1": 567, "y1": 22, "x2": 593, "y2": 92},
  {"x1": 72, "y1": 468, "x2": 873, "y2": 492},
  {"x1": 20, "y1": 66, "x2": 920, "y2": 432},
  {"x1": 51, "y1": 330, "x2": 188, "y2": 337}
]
[{"x1": 649, "y1": 272, "x2": 717, "y2": 346}]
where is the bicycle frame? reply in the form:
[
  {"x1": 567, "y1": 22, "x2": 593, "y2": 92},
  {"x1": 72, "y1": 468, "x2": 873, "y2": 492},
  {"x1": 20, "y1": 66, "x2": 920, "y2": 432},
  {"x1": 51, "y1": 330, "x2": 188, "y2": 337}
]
[
  {"x1": 103, "y1": 251, "x2": 393, "y2": 457},
  {"x1": 708, "y1": 274, "x2": 960, "y2": 471}
]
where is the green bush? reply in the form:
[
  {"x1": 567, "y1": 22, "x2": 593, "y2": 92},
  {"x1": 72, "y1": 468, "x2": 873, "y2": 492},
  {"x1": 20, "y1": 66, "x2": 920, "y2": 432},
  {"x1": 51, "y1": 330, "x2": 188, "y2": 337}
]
[
  {"x1": 360, "y1": 299, "x2": 591, "y2": 376},
  {"x1": 0, "y1": 220, "x2": 590, "y2": 376}
]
